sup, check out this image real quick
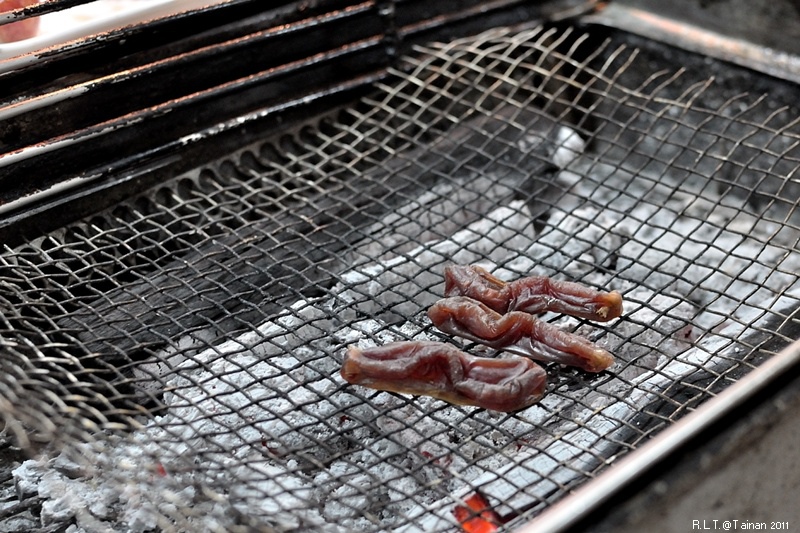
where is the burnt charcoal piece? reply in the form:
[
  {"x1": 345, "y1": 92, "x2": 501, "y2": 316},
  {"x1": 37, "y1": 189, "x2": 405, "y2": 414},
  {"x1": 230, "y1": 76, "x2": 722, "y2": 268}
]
[
  {"x1": 340, "y1": 341, "x2": 546, "y2": 412},
  {"x1": 444, "y1": 264, "x2": 623, "y2": 321},
  {"x1": 452, "y1": 492, "x2": 503, "y2": 532},
  {"x1": 428, "y1": 296, "x2": 614, "y2": 373}
]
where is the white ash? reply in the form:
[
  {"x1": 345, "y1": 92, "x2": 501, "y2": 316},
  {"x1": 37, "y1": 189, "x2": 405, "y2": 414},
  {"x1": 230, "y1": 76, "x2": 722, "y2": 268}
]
[
  {"x1": 10, "y1": 187, "x2": 558, "y2": 532},
  {"x1": 391, "y1": 156, "x2": 800, "y2": 529},
  {"x1": 349, "y1": 121, "x2": 584, "y2": 265},
  {"x1": 15, "y1": 131, "x2": 800, "y2": 532},
  {"x1": 337, "y1": 200, "x2": 541, "y2": 320}
]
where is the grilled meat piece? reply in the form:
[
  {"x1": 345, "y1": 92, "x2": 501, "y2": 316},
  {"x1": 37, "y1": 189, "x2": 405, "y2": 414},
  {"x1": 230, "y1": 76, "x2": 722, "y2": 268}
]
[
  {"x1": 428, "y1": 296, "x2": 614, "y2": 373},
  {"x1": 341, "y1": 341, "x2": 546, "y2": 412},
  {"x1": 444, "y1": 264, "x2": 623, "y2": 321}
]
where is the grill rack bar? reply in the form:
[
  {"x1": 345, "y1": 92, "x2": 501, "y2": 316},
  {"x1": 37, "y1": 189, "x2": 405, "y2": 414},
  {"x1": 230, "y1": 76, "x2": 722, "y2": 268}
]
[
  {"x1": 0, "y1": 0, "x2": 568, "y2": 247},
  {"x1": 522, "y1": 334, "x2": 800, "y2": 533},
  {"x1": 586, "y1": 2, "x2": 800, "y2": 85}
]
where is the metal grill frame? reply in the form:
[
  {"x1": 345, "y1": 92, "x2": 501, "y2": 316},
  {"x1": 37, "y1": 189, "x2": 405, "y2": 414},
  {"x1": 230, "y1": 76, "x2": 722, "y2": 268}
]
[{"x1": 4, "y1": 2, "x2": 800, "y2": 528}]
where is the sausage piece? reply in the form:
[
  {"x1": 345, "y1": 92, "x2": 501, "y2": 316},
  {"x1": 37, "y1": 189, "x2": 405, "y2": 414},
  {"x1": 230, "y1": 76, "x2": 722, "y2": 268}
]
[
  {"x1": 341, "y1": 341, "x2": 546, "y2": 412},
  {"x1": 428, "y1": 296, "x2": 614, "y2": 373},
  {"x1": 444, "y1": 265, "x2": 623, "y2": 321}
]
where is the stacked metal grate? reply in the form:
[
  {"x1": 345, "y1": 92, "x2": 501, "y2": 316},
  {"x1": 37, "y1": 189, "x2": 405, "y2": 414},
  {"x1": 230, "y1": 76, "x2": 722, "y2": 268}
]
[{"x1": 2, "y1": 22, "x2": 800, "y2": 532}]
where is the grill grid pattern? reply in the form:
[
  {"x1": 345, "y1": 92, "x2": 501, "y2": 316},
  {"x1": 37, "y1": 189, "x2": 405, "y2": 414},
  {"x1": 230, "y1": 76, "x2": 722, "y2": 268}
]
[{"x1": 1, "y1": 24, "x2": 799, "y2": 532}]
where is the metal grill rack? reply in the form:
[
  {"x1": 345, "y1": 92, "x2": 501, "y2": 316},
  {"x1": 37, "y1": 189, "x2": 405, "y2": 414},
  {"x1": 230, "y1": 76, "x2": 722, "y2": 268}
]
[{"x1": 2, "y1": 1, "x2": 800, "y2": 532}]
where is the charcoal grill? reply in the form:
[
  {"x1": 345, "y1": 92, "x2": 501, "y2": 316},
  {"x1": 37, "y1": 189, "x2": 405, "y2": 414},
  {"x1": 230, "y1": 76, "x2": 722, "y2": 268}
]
[{"x1": 2, "y1": 1, "x2": 800, "y2": 531}]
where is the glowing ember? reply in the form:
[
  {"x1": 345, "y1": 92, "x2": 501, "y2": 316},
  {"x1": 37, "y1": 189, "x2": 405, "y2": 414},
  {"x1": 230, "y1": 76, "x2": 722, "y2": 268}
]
[{"x1": 453, "y1": 492, "x2": 502, "y2": 533}]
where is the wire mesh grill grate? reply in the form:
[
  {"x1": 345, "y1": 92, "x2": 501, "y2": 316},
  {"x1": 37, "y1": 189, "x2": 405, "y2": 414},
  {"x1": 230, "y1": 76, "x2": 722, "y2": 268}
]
[{"x1": 2, "y1": 24, "x2": 800, "y2": 532}]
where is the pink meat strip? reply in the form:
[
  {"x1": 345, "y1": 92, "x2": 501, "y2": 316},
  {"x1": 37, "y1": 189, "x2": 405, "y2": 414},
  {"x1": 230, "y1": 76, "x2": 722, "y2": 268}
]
[
  {"x1": 444, "y1": 265, "x2": 623, "y2": 321},
  {"x1": 428, "y1": 296, "x2": 614, "y2": 373},
  {"x1": 341, "y1": 341, "x2": 546, "y2": 412}
]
